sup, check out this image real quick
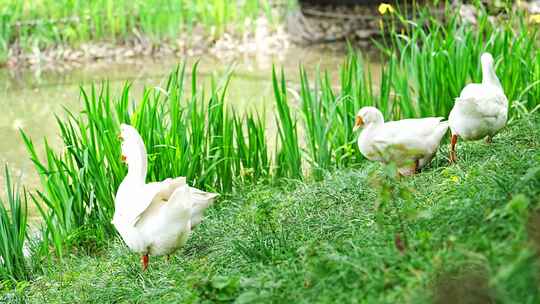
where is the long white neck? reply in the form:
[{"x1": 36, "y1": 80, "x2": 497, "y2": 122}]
[
  {"x1": 113, "y1": 130, "x2": 148, "y2": 220},
  {"x1": 481, "y1": 60, "x2": 502, "y2": 88},
  {"x1": 123, "y1": 140, "x2": 147, "y2": 186}
]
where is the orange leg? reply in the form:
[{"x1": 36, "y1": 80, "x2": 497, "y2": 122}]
[
  {"x1": 142, "y1": 254, "x2": 149, "y2": 271},
  {"x1": 450, "y1": 134, "x2": 458, "y2": 163}
]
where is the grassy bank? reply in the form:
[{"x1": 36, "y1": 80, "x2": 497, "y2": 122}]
[{"x1": 10, "y1": 115, "x2": 540, "y2": 303}]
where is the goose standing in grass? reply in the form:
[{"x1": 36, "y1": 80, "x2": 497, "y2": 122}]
[
  {"x1": 113, "y1": 124, "x2": 218, "y2": 271},
  {"x1": 449, "y1": 52, "x2": 508, "y2": 162},
  {"x1": 353, "y1": 107, "x2": 448, "y2": 176}
]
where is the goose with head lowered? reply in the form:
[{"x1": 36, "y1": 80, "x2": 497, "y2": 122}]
[
  {"x1": 113, "y1": 124, "x2": 218, "y2": 271},
  {"x1": 448, "y1": 52, "x2": 508, "y2": 162},
  {"x1": 354, "y1": 107, "x2": 448, "y2": 176}
]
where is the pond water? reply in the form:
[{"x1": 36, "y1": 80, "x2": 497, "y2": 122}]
[{"x1": 0, "y1": 45, "x2": 380, "y2": 217}]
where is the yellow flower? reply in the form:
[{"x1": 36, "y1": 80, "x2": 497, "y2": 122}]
[
  {"x1": 530, "y1": 14, "x2": 540, "y2": 24},
  {"x1": 450, "y1": 176, "x2": 459, "y2": 183},
  {"x1": 378, "y1": 3, "x2": 395, "y2": 15}
]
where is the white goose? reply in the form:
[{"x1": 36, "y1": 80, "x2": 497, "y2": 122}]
[
  {"x1": 354, "y1": 107, "x2": 448, "y2": 176},
  {"x1": 112, "y1": 124, "x2": 218, "y2": 270},
  {"x1": 449, "y1": 52, "x2": 508, "y2": 162}
]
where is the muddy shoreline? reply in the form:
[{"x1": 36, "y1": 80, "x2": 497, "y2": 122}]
[{"x1": 3, "y1": 16, "x2": 290, "y2": 72}]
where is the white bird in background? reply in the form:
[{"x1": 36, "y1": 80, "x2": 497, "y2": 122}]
[
  {"x1": 354, "y1": 107, "x2": 449, "y2": 176},
  {"x1": 112, "y1": 124, "x2": 218, "y2": 271},
  {"x1": 449, "y1": 52, "x2": 508, "y2": 162}
]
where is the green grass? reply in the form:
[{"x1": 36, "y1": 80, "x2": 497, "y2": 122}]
[
  {"x1": 0, "y1": 0, "x2": 279, "y2": 63},
  {"x1": 9, "y1": 115, "x2": 540, "y2": 303},
  {"x1": 0, "y1": 167, "x2": 29, "y2": 283},
  {"x1": 1, "y1": 2, "x2": 540, "y2": 300},
  {"x1": 12, "y1": 1, "x2": 540, "y2": 265}
]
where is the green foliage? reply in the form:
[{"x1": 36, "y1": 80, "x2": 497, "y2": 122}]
[
  {"x1": 234, "y1": 194, "x2": 293, "y2": 264},
  {"x1": 0, "y1": 0, "x2": 277, "y2": 61},
  {"x1": 195, "y1": 275, "x2": 241, "y2": 303},
  {"x1": 233, "y1": 111, "x2": 270, "y2": 182},
  {"x1": 383, "y1": 3, "x2": 540, "y2": 118},
  {"x1": 3, "y1": 3, "x2": 540, "y2": 298},
  {"x1": 0, "y1": 167, "x2": 29, "y2": 282},
  {"x1": 20, "y1": 83, "x2": 123, "y2": 258},
  {"x1": 273, "y1": 67, "x2": 302, "y2": 179},
  {"x1": 17, "y1": 10, "x2": 540, "y2": 257},
  {"x1": 368, "y1": 162, "x2": 415, "y2": 253}
]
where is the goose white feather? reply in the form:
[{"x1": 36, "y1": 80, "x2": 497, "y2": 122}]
[
  {"x1": 113, "y1": 124, "x2": 218, "y2": 265},
  {"x1": 354, "y1": 107, "x2": 448, "y2": 175},
  {"x1": 448, "y1": 52, "x2": 508, "y2": 161}
]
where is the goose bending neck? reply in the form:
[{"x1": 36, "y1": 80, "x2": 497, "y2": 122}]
[{"x1": 481, "y1": 58, "x2": 502, "y2": 88}]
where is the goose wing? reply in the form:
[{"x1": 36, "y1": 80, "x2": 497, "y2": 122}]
[
  {"x1": 455, "y1": 92, "x2": 507, "y2": 119},
  {"x1": 129, "y1": 177, "x2": 187, "y2": 226},
  {"x1": 189, "y1": 187, "x2": 219, "y2": 228},
  {"x1": 371, "y1": 117, "x2": 446, "y2": 161},
  {"x1": 458, "y1": 83, "x2": 508, "y2": 118}
]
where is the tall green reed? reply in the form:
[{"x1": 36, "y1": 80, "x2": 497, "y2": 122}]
[
  {"x1": 0, "y1": 167, "x2": 29, "y2": 282},
  {"x1": 21, "y1": 84, "x2": 123, "y2": 257},
  {"x1": 233, "y1": 111, "x2": 270, "y2": 182},
  {"x1": 273, "y1": 67, "x2": 302, "y2": 179}
]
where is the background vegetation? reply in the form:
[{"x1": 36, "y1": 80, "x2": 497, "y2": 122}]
[{"x1": 0, "y1": 0, "x2": 284, "y2": 63}]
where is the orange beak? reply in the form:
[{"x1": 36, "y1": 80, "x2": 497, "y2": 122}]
[
  {"x1": 121, "y1": 155, "x2": 127, "y2": 163},
  {"x1": 353, "y1": 116, "x2": 364, "y2": 131}
]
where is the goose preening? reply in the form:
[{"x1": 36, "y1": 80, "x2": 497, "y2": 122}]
[
  {"x1": 353, "y1": 107, "x2": 449, "y2": 176},
  {"x1": 113, "y1": 124, "x2": 218, "y2": 271},
  {"x1": 448, "y1": 52, "x2": 508, "y2": 162}
]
